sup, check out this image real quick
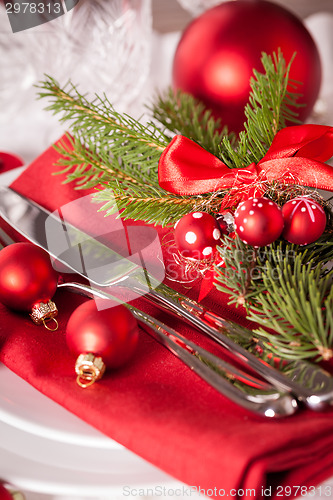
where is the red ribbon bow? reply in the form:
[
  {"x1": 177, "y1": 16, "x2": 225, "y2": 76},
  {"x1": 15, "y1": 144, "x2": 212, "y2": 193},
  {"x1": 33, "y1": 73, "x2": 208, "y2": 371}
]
[
  {"x1": 158, "y1": 124, "x2": 333, "y2": 301},
  {"x1": 158, "y1": 125, "x2": 333, "y2": 199}
]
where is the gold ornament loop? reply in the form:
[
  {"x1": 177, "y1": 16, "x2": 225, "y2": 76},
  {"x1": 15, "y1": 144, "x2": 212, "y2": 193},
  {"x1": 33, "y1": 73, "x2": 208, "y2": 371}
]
[
  {"x1": 30, "y1": 300, "x2": 58, "y2": 327},
  {"x1": 42, "y1": 317, "x2": 59, "y2": 332},
  {"x1": 74, "y1": 353, "x2": 106, "y2": 388},
  {"x1": 76, "y1": 369, "x2": 98, "y2": 389}
]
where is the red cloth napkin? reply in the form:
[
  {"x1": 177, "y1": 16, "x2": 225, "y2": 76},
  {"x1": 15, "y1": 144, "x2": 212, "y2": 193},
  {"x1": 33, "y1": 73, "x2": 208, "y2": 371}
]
[{"x1": 1, "y1": 138, "x2": 333, "y2": 499}]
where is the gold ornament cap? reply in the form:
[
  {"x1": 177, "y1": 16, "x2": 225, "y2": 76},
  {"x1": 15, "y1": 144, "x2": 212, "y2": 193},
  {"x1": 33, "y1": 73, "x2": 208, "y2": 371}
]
[
  {"x1": 75, "y1": 353, "x2": 106, "y2": 388},
  {"x1": 30, "y1": 300, "x2": 58, "y2": 331}
]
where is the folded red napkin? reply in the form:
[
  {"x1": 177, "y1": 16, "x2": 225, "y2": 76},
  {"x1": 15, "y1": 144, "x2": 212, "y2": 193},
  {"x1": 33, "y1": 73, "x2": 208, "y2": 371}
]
[{"x1": 1, "y1": 138, "x2": 333, "y2": 499}]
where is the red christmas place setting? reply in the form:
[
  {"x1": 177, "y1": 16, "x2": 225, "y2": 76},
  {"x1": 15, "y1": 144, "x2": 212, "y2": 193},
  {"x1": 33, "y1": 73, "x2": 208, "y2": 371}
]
[{"x1": 0, "y1": 14, "x2": 333, "y2": 495}]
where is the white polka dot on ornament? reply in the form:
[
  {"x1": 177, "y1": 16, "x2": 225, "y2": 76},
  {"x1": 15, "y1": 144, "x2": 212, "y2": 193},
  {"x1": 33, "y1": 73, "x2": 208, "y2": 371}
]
[
  {"x1": 174, "y1": 212, "x2": 222, "y2": 259},
  {"x1": 282, "y1": 197, "x2": 326, "y2": 245},
  {"x1": 234, "y1": 197, "x2": 284, "y2": 247}
]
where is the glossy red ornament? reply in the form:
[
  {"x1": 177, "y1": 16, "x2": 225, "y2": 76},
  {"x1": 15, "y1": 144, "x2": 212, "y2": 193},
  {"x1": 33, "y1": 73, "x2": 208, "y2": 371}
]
[
  {"x1": 66, "y1": 300, "x2": 139, "y2": 374},
  {"x1": 0, "y1": 242, "x2": 58, "y2": 311},
  {"x1": 234, "y1": 197, "x2": 284, "y2": 247},
  {"x1": 174, "y1": 212, "x2": 222, "y2": 259},
  {"x1": 173, "y1": 0, "x2": 322, "y2": 133},
  {"x1": 282, "y1": 197, "x2": 326, "y2": 245}
]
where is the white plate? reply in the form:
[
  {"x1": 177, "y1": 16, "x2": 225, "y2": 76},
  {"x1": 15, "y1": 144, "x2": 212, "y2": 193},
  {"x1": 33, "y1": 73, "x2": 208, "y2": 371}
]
[{"x1": 0, "y1": 363, "x2": 119, "y2": 448}]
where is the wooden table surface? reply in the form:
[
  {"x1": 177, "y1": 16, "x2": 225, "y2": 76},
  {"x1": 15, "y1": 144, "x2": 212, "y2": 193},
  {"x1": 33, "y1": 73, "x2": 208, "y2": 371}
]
[{"x1": 152, "y1": 0, "x2": 333, "y2": 33}]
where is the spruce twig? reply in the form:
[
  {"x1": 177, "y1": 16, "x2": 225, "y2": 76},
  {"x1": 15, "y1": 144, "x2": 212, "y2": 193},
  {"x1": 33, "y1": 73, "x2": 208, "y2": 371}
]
[
  {"x1": 215, "y1": 238, "x2": 333, "y2": 362},
  {"x1": 150, "y1": 88, "x2": 234, "y2": 157},
  {"x1": 37, "y1": 76, "x2": 169, "y2": 175}
]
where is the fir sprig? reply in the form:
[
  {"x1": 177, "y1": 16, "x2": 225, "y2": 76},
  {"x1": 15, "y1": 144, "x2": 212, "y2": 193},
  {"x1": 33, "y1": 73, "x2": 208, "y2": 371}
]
[
  {"x1": 36, "y1": 50, "x2": 302, "y2": 227},
  {"x1": 247, "y1": 255, "x2": 333, "y2": 361},
  {"x1": 36, "y1": 53, "x2": 332, "y2": 362},
  {"x1": 37, "y1": 76, "x2": 169, "y2": 175},
  {"x1": 150, "y1": 88, "x2": 234, "y2": 157},
  {"x1": 215, "y1": 236, "x2": 267, "y2": 307},
  {"x1": 92, "y1": 184, "x2": 196, "y2": 226},
  {"x1": 215, "y1": 237, "x2": 333, "y2": 361}
]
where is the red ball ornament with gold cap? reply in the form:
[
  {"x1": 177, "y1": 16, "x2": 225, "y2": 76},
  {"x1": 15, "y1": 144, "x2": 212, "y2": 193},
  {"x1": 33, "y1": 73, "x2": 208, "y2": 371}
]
[
  {"x1": 66, "y1": 300, "x2": 139, "y2": 388},
  {"x1": 174, "y1": 211, "x2": 222, "y2": 260},
  {"x1": 234, "y1": 197, "x2": 284, "y2": 247},
  {"x1": 0, "y1": 242, "x2": 59, "y2": 330},
  {"x1": 282, "y1": 197, "x2": 327, "y2": 245}
]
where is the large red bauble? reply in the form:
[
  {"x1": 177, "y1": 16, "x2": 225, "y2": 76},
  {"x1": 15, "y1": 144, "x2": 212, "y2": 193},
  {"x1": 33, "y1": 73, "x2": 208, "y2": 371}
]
[
  {"x1": 174, "y1": 211, "x2": 222, "y2": 259},
  {"x1": 282, "y1": 197, "x2": 326, "y2": 245},
  {"x1": 173, "y1": 0, "x2": 322, "y2": 133},
  {"x1": 66, "y1": 300, "x2": 139, "y2": 369},
  {"x1": 0, "y1": 243, "x2": 58, "y2": 311},
  {"x1": 234, "y1": 197, "x2": 284, "y2": 247}
]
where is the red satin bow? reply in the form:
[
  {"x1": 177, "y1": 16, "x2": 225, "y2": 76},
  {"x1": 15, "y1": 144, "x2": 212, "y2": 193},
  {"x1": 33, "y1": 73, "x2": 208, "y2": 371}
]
[
  {"x1": 159, "y1": 124, "x2": 333, "y2": 301},
  {"x1": 158, "y1": 125, "x2": 333, "y2": 197}
]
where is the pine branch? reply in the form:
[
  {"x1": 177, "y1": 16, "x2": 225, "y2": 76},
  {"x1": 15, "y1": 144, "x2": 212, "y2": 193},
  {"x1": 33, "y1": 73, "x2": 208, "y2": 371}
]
[
  {"x1": 220, "y1": 50, "x2": 302, "y2": 168},
  {"x1": 215, "y1": 235, "x2": 267, "y2": 308},
  {"x1": 247, "y1": 254, "x2": 333, "y2": 361},
  {"x1": 150, "y1": 88, "x2": 235, "y2": 157},
  {"x1": 92, "y1": 184, "x2": 196, "y2": 227},
  {"x1": 53, "y1": 133, "x2": 163, "y2": 190},
  {"x1": 36, "y1": 50, "x2": 303, "y2": 228},
  {"x1": 216, "y1": 238, "x2": 333, "y2": 362},
  {"x1": 36, "y1": 76, "x2": 169, "y2": 176}
]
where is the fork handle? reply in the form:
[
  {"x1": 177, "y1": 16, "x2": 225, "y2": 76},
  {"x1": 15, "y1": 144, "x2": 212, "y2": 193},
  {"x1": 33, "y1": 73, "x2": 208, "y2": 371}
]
[{"x1": 127, "y1": 278, "x2": 332, "y2": 409}]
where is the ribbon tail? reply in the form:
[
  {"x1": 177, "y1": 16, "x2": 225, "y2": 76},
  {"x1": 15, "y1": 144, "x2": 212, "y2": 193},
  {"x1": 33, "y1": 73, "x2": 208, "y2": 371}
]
[
  {"x1": 198, "y1": 267, "x2": 217, "y2": 302},
  {"x1": 262, "y1": 125, "x2": 333, "y2": 162}
]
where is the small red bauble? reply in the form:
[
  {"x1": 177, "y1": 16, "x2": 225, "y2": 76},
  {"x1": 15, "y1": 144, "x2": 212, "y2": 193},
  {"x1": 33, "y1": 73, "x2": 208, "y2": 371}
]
[
  {"x1": 234, "y1": 197, "x2": 284, "y2": 247},
  {"x1": 66, "y1": 300, "x2": 139, "y2": 387},
  {"x1": 173, "y1": 0, "x2": 321, "y2": 133},
  {"x1": 174, "y1": 212, "x2": 222, "y2": 259},
  {"x1": 215, "y1": 212, "x2": 231, "y2": 236},
  {"x1": 0, "y1": 243, "x2": 59, "y2": 326},
  {"x1": 282, "y1": 197, "x2": 326, "y2": 245}
]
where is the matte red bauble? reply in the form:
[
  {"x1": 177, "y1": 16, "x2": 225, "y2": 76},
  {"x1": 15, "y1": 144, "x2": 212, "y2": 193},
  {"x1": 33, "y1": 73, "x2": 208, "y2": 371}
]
[
  {"x1": 282, "y1": 197, "x2": 326, "y2": 245},
  {"x1": 173, "y1": 0, "x2": 322, "y2": 133},
  {"x1": 234, "y1": 197, "x2": 284, "y2": 247},
  {"x1": 0, "y1": 243, "x2": 59, "y2": 326},
  {"x1": 66, "y1": 300, "x2": 139, "y2": 387},
  {"x1": 174, "y1": 212, "x2": 222, "y2": 259}
]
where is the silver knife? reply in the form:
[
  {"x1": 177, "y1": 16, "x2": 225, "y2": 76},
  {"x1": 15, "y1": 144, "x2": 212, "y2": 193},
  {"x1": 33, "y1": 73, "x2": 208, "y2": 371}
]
[
  {"x1": 1, "y1": 185, "x2": 333, "y2": 411},
  {"x1": 0, "y1": 200, "x2": 297, "y2": 418}
]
